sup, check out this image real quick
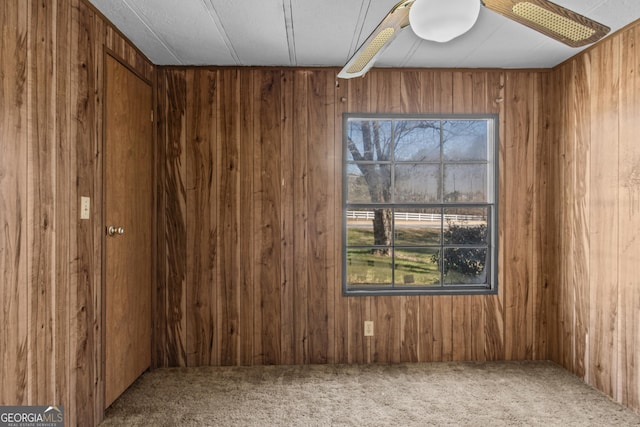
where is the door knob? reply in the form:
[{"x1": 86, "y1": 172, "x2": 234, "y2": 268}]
[{"x1": 107, "y1": 225, "x2": 125, "y2": 237}]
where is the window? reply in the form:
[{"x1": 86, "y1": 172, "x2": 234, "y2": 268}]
[{"x1": 343, "y1": 114, "x2": 498, "y2": 296}]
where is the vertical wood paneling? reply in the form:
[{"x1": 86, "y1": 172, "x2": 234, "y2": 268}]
[
  {"x1": 124, "y1": 43, "x2": 640, "y2": 421},
  {"x1": 485, "y1": 72, "x2": 506, "y2": 361},
  {"x1": 157, "y1": 66, "x2": 550, "y2": 373},
  {"x1": 292, "y1": 70, "x2": 309, "y2": 365},
  {"x1": 400, "y1": 293, "x2": 419, "y2": 362},
  {"x1": 250, "y1": 70, "x2": 263, "y2": 365},
  {"x1": 588, "y1": 38, "x2": 620, "y2": 398},
  {"x1": 306, "y1": 70, "x2": 331, "y2": 364},
  {"x1": 27, "y1": 0, "x2": 55, "y2": 405},
  {"x1": 572, "y1": 53, "x2": 590, "y2": 380},
  {"x1": 10, "y1": 0, "x2": 640, "y2": 419},
  {"x1": 334, "y1": 76, "x2": 350, "y2": 365},
  {"x1": 324, "y1": 70, "x2": 337, "y2": 366},
  {"x1": 153, "y1": 68, "x2": 168, "y2": 369},
  {"x1": 471, "y1": 71, "x2": 498, "y2": 362},
  {"x1": 618, "y1": 27, "x2": 640, "y2": 409},
  {"x1": 535, "y1": 71, "x2": 554, "y2": 362},
  {"x1": 70, "y1": 2, "x2": 100, "y2": 424},
  {"x1": 558, "y1": 63, "x2": 569, "y2": 368},
  {"x1": 327, "y1": 68, "x2": 341, "y2": 365},
  {"x1": 1, "y1": 0, "x2": 155, "y2": 424},
  {"x1": 217, "y1": 69, "x2": 240, "y2": 366},
  {"x1": 503, "y1": 73, "x2": 535, "y2": 361},
  {"x1": 280, "y1": 70, "x2": 295, "y2": 365},
  {"x1": 238, "y1": 70, "x2": 255, "y2": 366},
  {"x1": 542, "y1": 68, "x2": 563, "y2": 365},
  {"x1": 547, "y1": 20, "x2": 640, "y2": 414},
  {"x1": 1, "y1": 0, "x2": 29, "y2": 406},
  {"x1": 6, "y1": 0, "x2": 640, "y2": 420},
  {"x1": 54, "y1": 0, "x2": 71, "y2": 415},
  {"x1": 164, "y1": 70, "x2": 188, "y2": 367},
  {"x1": 529, "y1": 71, "x2": 542, "y2": 362},
  {"x1": 185, "y1": 69, "x2": 216, "y2": 366},
  {"x1": 91, "y1": 13, "x2": 105, "y2": 420},
  {"x1": 256, "y1": 70, "x2": 282, "y2": 365},
  {"x1": 559, "y1": 62, "x2": 575, "y2": 372}
]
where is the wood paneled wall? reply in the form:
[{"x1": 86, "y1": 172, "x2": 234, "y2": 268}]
[
  {"x1": 0, "y1": 1, "x2": 153, "y2": 425},
  {"x1": 156, "y1": 67, "x2": 552, "y2": 368},
  {"x1": 4, "y1": 0, "x2": 638, "y2": 421},
  {"x1": 546, "y1": 21, "x2": 640, "y2": 413}
]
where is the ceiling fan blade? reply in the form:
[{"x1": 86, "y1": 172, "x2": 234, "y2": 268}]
[
  {"x1": 482, "y1": 0, "x2": 610, "y2": 47},
  {"x1": 338, "y1": 0, "x2": 415, "y2": 79}
]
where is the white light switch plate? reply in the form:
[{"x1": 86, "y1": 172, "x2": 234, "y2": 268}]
[{"x1": 80, "y1": 197, "x2": 90, "y2": 220}]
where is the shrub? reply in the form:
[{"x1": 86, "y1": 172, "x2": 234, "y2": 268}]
[{"x1": 431, "y1": 223, "x2": 487, "y2": 276}]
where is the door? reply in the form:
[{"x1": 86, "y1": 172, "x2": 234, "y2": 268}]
[{"x1": 104, "y1": 55, "x2": 153, "y2": 408}]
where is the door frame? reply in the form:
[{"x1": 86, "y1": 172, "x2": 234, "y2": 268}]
[{"x1": 101, "y1": 49, "x2": 157, "y2": 411}]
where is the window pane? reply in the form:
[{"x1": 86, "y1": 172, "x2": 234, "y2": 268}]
[
  {"x1": 346, "y1": 163, "x2": 391, "y2": 203},
  {"x1": 346, "y1": 248, "x2": 393, "y2": 286},
  {"x1": 394, "y1": 164, "x2": 440, "y2": 202},
  {"x1": 346, "y1": 164, "x2": 368, "y2": 203},
  {"x1": 346, "y1": 120, "x2": 393, "y2": 162},
  {"x1": 394, "y1": 208, "x2": 442, "y2": 246},
  {"x1": 343, "y1": 114, "x2": 496, "y2": 295},
  {"x1": 394, "y1": 120, "x2": 440, "y2": 162},
  {"x1": 347, "y1": 208, "x2": 393, "y2": 247},
  {"x1": 395, "y1": 248, "x2": 441, "y2": 286},
  {"x1": 442, "y1": 120, "x2": 487, "y2": 161},
  {"x1": 443, "y1": 207, "x2": 488, "y2": 245},
  {"x1": 443, "y1": 164, "x2": 487, "y2": 202},
  {"x1": 346, "y1": 208, "x2": 374, "y2": 246},
  {"x1": 442, "y1": 247, "x2": 488, "y2": 285}
]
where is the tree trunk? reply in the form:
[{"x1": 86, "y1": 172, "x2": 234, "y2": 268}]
[
  {"x1": 347, "y1": 121, "x2": 393, "y2": 256},
  {"x1": 372, "y1": 208, "x2": 392, "y2": 256}
]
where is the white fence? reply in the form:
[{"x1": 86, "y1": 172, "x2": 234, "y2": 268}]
[{"x1": 346, "y1": 210, "x2": 483, "y2": 222}]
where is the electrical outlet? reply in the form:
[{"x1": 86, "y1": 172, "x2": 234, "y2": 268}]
[
  {"x1": 80, "y1": 197, "x2": 90, "y2": 220},
  {"x1": 364, "y1": 321, "x2": 374, "y2": 337}
]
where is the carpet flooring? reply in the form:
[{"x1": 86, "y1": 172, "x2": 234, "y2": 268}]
[{"x1": 101, "y1": 361, "x2": 640, "y2": 426}]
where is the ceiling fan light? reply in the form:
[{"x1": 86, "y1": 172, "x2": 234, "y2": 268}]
[{"x1": 409, "y1": 0, "x2": 481, "y2": 42}]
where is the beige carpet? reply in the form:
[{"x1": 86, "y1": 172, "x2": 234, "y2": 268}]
[{"x1": 101, "y1": 361, "x2": 640, "y2": 426}]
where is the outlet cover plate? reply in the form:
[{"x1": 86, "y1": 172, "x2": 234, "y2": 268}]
[{"x1": 364, "y1": 321, "x2": 374, "y2": 337}]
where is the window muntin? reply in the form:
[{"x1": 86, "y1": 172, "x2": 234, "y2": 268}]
[{"x1": 343, "y1": 114, "x2": 498, "y2": 296}]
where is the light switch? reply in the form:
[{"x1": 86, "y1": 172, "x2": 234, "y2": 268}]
[{"x1": 80, "y1": 197, "x2": 90, "y2": 220}]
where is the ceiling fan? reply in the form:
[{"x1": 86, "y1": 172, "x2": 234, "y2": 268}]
[{"x1": 338, "y1": 0, "x2": 610, "y2": 79}]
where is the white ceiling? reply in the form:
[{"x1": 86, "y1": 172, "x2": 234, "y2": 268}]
[{"x1": 87, "y1": 0, "x2": 640, "y2": 69}]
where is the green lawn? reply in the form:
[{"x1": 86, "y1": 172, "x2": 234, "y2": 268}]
[
  {"x1": 346, "y1": 222, "x2": 441, "y2": 246},
  {"x1": 346, "y1": 227, "x2": 442, "y2": 286}
]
